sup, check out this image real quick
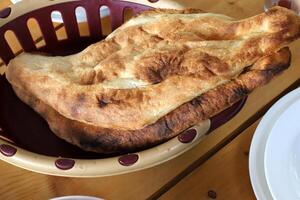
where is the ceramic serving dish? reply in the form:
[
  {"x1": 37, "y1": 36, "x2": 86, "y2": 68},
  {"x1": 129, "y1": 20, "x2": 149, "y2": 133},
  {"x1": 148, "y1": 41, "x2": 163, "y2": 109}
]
[{"x1": 0, "y1": 0, "x2": 246, "y2": 177}]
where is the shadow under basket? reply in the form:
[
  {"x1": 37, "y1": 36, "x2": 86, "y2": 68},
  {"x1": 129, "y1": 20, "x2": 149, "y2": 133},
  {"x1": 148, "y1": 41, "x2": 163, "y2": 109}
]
[{"x1": 0, "y1": 0, "x2": 246, "y2": 177}]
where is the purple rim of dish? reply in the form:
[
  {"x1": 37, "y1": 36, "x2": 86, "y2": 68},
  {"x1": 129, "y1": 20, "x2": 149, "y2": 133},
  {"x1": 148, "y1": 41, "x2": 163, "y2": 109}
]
[
  {"x1": 209, "y1": 97, "x2": 247, "y2": 132},
  {"x1": 55, "y1": 158, "x2": 75, "y2": 170},
  {"x1": 118, "y1": 154, "x2": 139, "y2": 166},
  {"x1": 278, "y1": 0, "x2": 292, "y2": 9},
  {"x1": 0, "y1": 7, "x2": 11, "y2": 18},
  {"x1": 0, "y1": 144, "x2": 17, "y2": 157},
  {"x1": 178, "y1": 129, "x2": 197, "y2": 143}
]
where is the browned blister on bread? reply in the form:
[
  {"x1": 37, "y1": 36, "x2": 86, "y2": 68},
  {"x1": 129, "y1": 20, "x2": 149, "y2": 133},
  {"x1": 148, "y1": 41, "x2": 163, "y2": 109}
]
[{"x1": 6, "y1": 6, "x2": 300, "y2": 153}]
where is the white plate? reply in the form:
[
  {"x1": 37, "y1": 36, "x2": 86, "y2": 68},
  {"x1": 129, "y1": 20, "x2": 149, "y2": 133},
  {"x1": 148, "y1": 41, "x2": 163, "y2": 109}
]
[
  {"x1": 249, "y1": 87, "x2": 300, "y2": 200},
  {"x1": 10, "y1": 0, "x2": 110, "y2": 23},
  {"x1": 264, "y1": 97, "x2": 300, "y2": 200}
]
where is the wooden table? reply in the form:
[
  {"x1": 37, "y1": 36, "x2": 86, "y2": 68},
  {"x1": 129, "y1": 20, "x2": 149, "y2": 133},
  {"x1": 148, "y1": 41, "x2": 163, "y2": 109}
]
[{"x1": 1, "y1": 0, "x2": 300, "y2": 199}]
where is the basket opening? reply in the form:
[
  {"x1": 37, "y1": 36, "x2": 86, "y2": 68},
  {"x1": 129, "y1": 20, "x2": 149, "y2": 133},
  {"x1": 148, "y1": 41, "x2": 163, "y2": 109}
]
[
  {"x1": 123, "y1": 7, "x2": 134, "y2": 22},
  {"x1": 100, "y1": 6, "x2": 112, "y2": 36},
  {"x1": 51, "y1": 11, "x2": 67, "y2": 41},
  {"x1": 0, "y1": 58, "x2": 5, "y2": 75},
  {"x1": 75, "y1": 7, "x2": 90, "y2": 37},
  {"x1": 4, "y1": 30, "x2": 22, "y2": 55},
  {"x1": 36, "y1": 38, "x2": 46, "y2": 49},
  {"x1": 27, "y1": 18, "x2": 46, "y2": 49}
]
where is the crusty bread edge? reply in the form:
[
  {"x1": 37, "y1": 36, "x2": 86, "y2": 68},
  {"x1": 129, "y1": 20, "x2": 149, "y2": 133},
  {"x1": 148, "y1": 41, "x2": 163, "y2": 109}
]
[{"x1": 10, "y1": 47, "x2": 291, "y2": 154}]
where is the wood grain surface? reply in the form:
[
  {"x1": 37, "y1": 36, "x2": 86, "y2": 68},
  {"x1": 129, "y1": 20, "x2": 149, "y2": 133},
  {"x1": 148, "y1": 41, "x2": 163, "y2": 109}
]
[
  {"x1": 0, "y1": 0, "x2": 300, "y2": 200},
  {"x1": 160, "y1": 121, "x2": 259, "y2": 200}
]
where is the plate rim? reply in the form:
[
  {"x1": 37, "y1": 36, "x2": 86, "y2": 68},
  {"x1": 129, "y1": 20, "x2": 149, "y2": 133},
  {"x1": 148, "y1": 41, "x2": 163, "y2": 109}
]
[
  {"x1": 264, "y1": 97, "x2": 300, "y2": 200},
  {"x1": 249, "y1": 86, "x2": 300, "y2": 200}
]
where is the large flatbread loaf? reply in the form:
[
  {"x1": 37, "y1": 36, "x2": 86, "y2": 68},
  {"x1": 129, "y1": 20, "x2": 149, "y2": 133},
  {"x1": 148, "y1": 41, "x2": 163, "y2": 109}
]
[{"x1": 6, "y1": 6, "x2": 300, "y2": 153}]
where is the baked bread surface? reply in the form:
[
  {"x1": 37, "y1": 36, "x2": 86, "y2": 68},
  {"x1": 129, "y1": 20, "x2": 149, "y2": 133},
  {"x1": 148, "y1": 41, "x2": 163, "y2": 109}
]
[{"x1": 6, "y1": 6, "x2": 300, "y2": 153}]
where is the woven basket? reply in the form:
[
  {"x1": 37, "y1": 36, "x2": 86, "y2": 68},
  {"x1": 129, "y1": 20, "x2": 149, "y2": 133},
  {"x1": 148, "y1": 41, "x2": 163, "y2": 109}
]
[{"x1": 0, "y1": 0, "x2": 246, "y2": 177}]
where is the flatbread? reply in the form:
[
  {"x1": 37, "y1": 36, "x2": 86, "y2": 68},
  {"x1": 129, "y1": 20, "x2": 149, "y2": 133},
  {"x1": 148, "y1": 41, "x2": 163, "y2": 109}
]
[{"x1": 6, "y1": 6, "x2": 299, "y2": 153}]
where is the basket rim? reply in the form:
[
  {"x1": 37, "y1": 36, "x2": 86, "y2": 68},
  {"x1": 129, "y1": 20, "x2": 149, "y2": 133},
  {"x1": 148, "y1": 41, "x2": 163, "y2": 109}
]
[{"x1": 0, "y1": 120, "x2": 211, "y2": 177}]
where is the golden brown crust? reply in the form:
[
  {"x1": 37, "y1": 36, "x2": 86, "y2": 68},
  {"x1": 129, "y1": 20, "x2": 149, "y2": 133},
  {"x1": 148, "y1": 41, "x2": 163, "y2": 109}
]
[
  {"x1": 11, "y1": 48, "x2": 291, "y2": 153},
  {"x1": 136, "y1": 8, "x2": 205, "y2": 16}
]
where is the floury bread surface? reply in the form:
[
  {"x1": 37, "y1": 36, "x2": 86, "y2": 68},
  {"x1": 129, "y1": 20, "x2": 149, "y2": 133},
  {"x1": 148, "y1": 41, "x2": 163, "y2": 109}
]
[{"x1": 6, "y1": 7, "x2": 300, "y2": 153}]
